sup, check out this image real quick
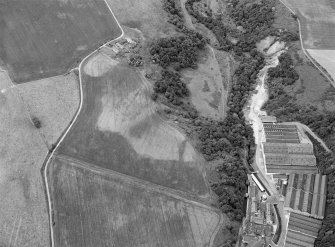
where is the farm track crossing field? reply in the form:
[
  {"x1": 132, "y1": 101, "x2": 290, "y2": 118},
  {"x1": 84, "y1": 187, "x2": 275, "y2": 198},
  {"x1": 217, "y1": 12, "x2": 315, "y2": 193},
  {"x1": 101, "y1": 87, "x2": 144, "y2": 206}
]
[
  {"x1": 0, "y1": 0, "x2": 122, "y2": 83},
  {"x1": 57, "y1": 52, "x2": 209, "y2": 197},
  {"x1": 49, "y1": 156, "x2": 222, "y2": 247}
]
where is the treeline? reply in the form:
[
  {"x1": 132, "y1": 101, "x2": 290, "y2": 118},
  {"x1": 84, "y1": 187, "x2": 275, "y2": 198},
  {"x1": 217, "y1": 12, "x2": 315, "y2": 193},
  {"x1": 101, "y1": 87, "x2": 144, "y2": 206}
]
[
  {"x1": 154, "y1": 1, "x2": 274, "y2": 242},
  {"x1": 268, "y1": 53, "x2": 299, "y2": 85},
  {"x1": 307, "y1": 135, "x2": 335, "y2": 247},
  {"x1": 263, "y1": 52, "x2": 335, "y2": 247}
]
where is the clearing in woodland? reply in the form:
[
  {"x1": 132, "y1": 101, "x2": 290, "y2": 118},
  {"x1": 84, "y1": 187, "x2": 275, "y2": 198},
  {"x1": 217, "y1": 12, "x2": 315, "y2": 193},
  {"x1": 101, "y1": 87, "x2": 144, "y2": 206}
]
[
  {"x1": 0, "y1": 0, "x2": 122, "y2": 83},
  {"x1": 57, "y1": 51, "x2": 209, "y2": 196},
  {"x1": 182, "y1": 47, "x2": 227, "y2": 120},
  {"x1": 49, "y1": 156, "x2": 223, "y2": 247}
]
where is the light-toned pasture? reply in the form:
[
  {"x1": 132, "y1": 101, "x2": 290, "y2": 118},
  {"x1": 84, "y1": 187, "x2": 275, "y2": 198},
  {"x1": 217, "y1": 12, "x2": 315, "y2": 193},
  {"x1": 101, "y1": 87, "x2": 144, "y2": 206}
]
[
  {"x1": 58, "y1": 51, "x2": 209, "y2": 195},
  {"x1": 18, "y1": 73, "x2": 80, "y2": 148},
  {"x1": 105, "y1": 0, "x2": 177, "y2": 38},
  {"x1": 282, "y1": 0, "x2": 335, "y2": 49},
  {"x1": 307, "y1": 49, "x2": 335, "y2": 82},
  {"x1": 50, "y1": 156, "x2": 222, "y2": 247},
  {"x1": 0, "y1": 78, "x2": 49, "y2": 246},
  {"x1": 182, "y1": 47, "x2": 226, "y2": 119}
]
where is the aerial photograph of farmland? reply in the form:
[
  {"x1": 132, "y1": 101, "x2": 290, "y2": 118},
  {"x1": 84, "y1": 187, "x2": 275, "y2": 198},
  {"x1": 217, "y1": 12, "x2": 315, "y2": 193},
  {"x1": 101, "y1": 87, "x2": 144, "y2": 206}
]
[{"x1": 1, "y1": 0, "x2": 335, "y2": 247}]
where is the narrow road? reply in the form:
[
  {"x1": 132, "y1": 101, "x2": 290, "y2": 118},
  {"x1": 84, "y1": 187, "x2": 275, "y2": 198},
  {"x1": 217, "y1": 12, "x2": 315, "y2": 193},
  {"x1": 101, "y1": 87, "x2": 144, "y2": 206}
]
[
  {"x1": 42, "y1": 1, "x2": 124, "y2": 246},
  {"x1": 289, "y1": 121, "x2": 331, "y2": 152},
  {"x1": 279, "y1": 0, "x2": 335, "y2": 87}
]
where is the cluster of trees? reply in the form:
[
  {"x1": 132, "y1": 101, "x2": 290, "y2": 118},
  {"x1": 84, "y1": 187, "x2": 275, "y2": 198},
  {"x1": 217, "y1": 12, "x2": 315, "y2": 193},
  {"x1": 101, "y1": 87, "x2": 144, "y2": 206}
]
[
  {"x1": 186, "y1": 0, "x2": 276, "y2": 54},
  {"x1": 163, "y1": 0, "x2": 185, "y2": 29},
  {"x1": 185, "y1": 0, "x2": 233, "y2": 51},
  {"x1": 307, "y1": 135, "x2": 335, "y2": 247},
  {"x1": 150, "y1": 33, "x2": 207, "y2": 70},
  {"x1": 268, "y1": 53, "x2": 299, "y2": 85},
  {"x1": 212, "y1": 155, "x2": 248, "y2": 221},
  {"x1": 153, "y1": 69, "x2": 189, "y2": 105}
]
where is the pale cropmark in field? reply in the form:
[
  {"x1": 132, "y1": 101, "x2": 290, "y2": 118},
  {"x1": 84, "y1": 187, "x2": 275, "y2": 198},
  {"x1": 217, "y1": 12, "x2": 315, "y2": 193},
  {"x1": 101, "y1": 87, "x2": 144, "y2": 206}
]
[{"x1": 43, "y1": 0, "x2": 125, "y2": 246}]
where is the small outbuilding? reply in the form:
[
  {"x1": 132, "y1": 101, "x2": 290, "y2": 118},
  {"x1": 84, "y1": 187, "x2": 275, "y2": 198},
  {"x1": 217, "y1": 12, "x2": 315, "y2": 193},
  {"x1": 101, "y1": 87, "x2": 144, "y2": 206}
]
[{"x1": 261, "y1": 115, "x2": 277, "y2": 123}]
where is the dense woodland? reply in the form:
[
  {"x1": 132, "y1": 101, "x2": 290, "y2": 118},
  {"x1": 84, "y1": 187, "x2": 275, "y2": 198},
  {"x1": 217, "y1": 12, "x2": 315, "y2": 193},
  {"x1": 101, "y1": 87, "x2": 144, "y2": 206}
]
[{"x1": 264, "y1": 49, "x2": 335, "y2": 247}]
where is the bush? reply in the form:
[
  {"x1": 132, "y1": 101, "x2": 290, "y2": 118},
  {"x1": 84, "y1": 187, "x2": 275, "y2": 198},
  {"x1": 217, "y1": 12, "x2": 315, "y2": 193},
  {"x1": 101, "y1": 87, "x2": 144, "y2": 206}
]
[{"x1": 32, "y1": 117, "x2": 41, "y2": 129}]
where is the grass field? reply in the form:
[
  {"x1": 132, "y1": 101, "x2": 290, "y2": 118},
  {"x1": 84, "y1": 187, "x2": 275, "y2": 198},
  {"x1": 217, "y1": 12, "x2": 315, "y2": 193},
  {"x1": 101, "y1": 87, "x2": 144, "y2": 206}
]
[
  {"x1": 0, "y1": 82, "x2": 49, "y2": 246},
  {"x1": 0, "y1": 0, "x2": 122, "y2": 83},
  {"x1": 57, "y1": 52, "x2": 209, "y2": 196},
  {"x1": 282, "y1": 0, "x2": 335, "y2": 49},
  {"x1": 306, "y1": 49, "x2": 335, "y2": 82},
  {"x1": 105, "y1": 0, "x2": 176, "y2": 38},
  {"x1": 49, "y1": 156, "x2": 222, "y2": 247},
  {"x1": 18, "y1": 73, "x2": 80, "y2": 148}
]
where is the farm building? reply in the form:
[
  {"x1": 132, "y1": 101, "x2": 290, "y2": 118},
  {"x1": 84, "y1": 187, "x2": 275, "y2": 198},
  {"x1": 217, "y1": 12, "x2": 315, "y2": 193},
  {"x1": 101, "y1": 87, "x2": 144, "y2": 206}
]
[
  {"x1": 261, "y1": 123, "x2": 318, "y2": 175},
  {"x1": 284, "y1": 212, "x2": 322, "y2": 247},
  {"x1": 263, "y1": 143, "x2": 314, "y2": 155},
  {"x1": 263, "y1": 123, "x2": 300, "y2": 144},
  {"x1": 284, "y1": 174, "x2": 327, "y2": 219},
  {"x1": 260, "y1": 115, "x2": 277, "y2": 123}
]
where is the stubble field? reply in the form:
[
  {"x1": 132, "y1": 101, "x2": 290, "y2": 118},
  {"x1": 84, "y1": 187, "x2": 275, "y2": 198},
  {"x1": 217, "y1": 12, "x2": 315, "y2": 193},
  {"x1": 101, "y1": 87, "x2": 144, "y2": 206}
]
[
  {"x1": 57, "y1": 52, "x2": 209, "y2": 196},
  {"x1": 0, "y1": 0, "x2": 122, "y2": 83},
  {"x1": 49, "y1": 156, "x2": 222, "y2": 247}
]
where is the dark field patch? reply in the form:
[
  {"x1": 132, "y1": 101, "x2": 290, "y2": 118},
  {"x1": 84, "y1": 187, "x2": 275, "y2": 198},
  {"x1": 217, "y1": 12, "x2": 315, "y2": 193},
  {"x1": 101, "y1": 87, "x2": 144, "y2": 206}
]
[
  {"x1": 49, "y1": 157, "x2": 221, "y2": 247},
  {"x1": 58, "y1": 53, "x2": 209, "y2": 197},
  {"x1": 0, "y1": 0, "x2": 122, "y2": 83}
]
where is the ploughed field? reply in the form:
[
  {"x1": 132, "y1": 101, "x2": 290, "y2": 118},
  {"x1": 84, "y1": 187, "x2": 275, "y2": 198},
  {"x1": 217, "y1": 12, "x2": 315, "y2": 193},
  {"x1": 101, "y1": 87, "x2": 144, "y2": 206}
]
[
  {"x1": 49, "y1": 156, "x2": 221, "y2": 247},
  {"x1": 0, "y1": 0, "x2": 122, "y2": 83},
  {"x1": 57, "y1": 52, "x2": 209, "y2": 196}
]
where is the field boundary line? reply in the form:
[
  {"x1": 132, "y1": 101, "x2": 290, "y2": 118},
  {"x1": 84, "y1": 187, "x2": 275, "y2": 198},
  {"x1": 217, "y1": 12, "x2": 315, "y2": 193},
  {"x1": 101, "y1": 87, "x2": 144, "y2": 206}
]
[
  {"x1": 278, "y1": 0, "x2": 335, "y2": 87},
  {"x1": 42, "y1": 1, "x2": 124, "y2": 246},
  {"x1": 56, "y1": 154, "x2": 222, "y2": 214}
]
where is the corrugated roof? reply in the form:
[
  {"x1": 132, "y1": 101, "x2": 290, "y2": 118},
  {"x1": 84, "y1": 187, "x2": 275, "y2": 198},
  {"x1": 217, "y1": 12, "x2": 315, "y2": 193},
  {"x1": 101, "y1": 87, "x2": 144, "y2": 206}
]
[
  {"x1": 265, "y1": 153, "x2": 316, "y2": 166},
  {"x1": 263, "y1": 143, "x2": 313, "y2": 154}
]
